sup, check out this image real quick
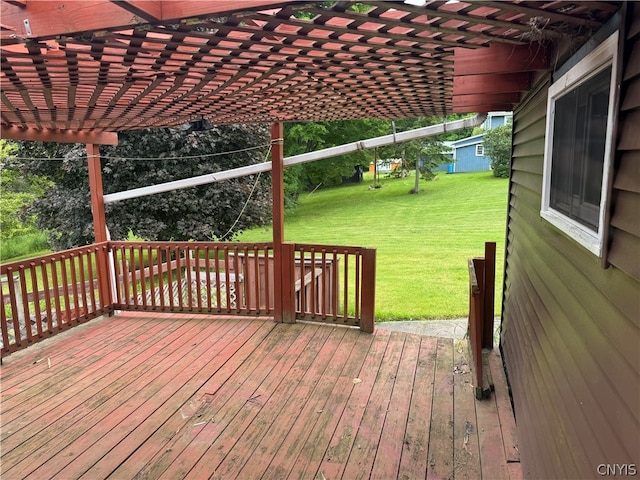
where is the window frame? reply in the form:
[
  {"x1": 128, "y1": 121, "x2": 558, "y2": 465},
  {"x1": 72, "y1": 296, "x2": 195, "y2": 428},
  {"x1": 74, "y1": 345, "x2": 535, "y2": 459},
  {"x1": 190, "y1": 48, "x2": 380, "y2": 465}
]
[
  {"x1": 475, "y1": 144, "x2": 484, "y2": 156},
  {"x1": 541, "y1": 31, "x2": 619, "y2": 257}
]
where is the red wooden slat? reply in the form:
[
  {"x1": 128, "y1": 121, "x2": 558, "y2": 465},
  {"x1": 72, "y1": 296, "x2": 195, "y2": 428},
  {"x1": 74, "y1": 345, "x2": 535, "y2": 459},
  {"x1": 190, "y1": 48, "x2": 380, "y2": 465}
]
[
  {"x1": 28, "y1": 262, "x2": 43, "y2": 337},
  {"x1": 76, "y1": 253, "x2": 89, "y2": 318},
  {"x1": 41, "y1": 261, "x2": 54, "y2": 332}
]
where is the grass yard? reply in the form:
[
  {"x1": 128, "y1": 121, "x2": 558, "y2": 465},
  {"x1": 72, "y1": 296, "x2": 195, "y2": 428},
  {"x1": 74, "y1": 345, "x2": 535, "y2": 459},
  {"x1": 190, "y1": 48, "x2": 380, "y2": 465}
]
[{"x1": 238, "y1": 171, "x2": 509, "y2": 320}]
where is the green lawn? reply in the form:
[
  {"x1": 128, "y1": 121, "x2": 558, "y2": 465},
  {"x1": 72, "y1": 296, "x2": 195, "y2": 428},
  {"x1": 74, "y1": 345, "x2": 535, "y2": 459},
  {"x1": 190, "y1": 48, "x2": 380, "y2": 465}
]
[{"x1": 238, "y1": 171, "x2": 509, "y2": 320}]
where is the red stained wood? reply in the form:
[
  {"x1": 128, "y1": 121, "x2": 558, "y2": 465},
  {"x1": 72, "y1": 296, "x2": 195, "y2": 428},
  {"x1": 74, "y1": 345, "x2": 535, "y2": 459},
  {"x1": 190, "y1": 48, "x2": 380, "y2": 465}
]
[
  {"x1": 453, "y1": 339, "x2": 482, "y2": 479},
  {"x1": 1, "y1": 313, "x2": 520, "y2": 479},
  {"x1": 0, "y1": 126, "x2": 118, "y2": 145},
  {"x1": 453, "y1": 44, "x2": 550, "y2": 76},
  {"x1": 397, "y1": 336, "x2": 437, "y2": 479},
  {"x1": 426, "y1": 338, "x2": 455, "y2": 480},
  {"x1": 453, "y1": 73, "x2": 531, "y2": 96},
  {"x1": 371, "y1": 333, "x2": 421, "y2": 479}
]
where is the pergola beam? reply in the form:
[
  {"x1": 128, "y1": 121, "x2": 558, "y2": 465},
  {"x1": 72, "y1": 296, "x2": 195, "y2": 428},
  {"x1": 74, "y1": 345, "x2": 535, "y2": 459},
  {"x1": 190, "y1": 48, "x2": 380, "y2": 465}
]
[
  {"x1": 0, "y1": 126, "x2": 118, "y2": 145},
  {"x1": 0, "y1": 0, "x2": 293, "y2": 41}
]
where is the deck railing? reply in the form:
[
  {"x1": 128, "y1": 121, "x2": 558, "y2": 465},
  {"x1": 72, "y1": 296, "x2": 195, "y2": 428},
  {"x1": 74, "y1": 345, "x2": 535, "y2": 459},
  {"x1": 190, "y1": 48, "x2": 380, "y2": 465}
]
[
  {"x1": 468, "y1": 241, "x2": 496, "y2": 400},
  {"x1": 1, "y1": 243, "x2": 112, "y2": 355},
  {"x1": 1, "y1": 240, "x2": 376, "y2": 356},
  {"x1": 292, "y1": 243, "x2": 375, "y2": 332},
  {"x1": 109, "y1": 241, "x2": 275, "y2": 315}
]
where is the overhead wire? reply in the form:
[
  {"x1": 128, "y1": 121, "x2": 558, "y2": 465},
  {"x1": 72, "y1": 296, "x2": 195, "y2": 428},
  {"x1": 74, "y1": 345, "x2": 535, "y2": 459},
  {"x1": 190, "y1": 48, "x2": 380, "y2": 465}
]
[{"x1": 5, "y1": 143, "x2": 272, "y2": 162}]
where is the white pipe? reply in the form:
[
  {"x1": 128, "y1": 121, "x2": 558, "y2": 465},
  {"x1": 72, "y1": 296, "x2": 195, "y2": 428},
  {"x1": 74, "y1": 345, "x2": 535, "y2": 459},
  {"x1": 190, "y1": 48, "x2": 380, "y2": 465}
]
[{"x1": 103, "y1": 113, "x2": 487, "y2": 204}]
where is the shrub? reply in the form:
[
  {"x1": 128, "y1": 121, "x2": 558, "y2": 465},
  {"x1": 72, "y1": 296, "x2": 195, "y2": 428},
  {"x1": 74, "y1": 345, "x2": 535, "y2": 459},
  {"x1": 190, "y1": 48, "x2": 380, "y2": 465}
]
[{"x1": 483, "y1": 124, "x2": 513, "y2": 178}]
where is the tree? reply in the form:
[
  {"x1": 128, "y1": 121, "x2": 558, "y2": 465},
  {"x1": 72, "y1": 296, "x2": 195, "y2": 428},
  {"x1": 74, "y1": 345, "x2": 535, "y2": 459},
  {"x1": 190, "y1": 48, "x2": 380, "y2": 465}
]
[
  {"x1": 483, "y1": 124, "x2": 513, "y2": 178},
  {"x1": 0, "y1": 140, "x2": 53, "y2": 239},
  {"x1": 9, "y1": 125, "x2": 273, "y2": 250},
  {"x1": 283, "y1": 119, "x2": 389, "y2": 193}
]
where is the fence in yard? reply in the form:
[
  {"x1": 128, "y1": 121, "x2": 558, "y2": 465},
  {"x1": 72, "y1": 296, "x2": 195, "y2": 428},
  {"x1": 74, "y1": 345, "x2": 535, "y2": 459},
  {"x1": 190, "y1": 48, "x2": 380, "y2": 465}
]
[{"x1": 1, "y1": 241, "x2": 376, "y2": 356}]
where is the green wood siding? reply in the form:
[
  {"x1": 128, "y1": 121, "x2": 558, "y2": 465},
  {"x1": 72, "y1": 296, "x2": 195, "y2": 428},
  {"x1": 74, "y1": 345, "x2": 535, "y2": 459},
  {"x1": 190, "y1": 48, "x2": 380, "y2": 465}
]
[{"x1": 501, "y1": 7, "x2": 640, "y2": 478}]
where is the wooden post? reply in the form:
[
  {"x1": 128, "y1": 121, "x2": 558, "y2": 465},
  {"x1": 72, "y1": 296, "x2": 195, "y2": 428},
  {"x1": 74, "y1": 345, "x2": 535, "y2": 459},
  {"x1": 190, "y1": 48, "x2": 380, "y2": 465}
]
[
  {"x1": 87, "y1": 144, "x2": 108, "y2": 243},
  {"x1": 86, "y1": 144, "x2": 112, "y2": 312},
  {"x1": 360, "y1": 248, "x2": 376, "y2": 333},
  {"x1": 482, "y1": 242, "x2": 496, "y2": 349},
  {"x1": 270, "y1": 123, "x2": 293, "y2": 323}
]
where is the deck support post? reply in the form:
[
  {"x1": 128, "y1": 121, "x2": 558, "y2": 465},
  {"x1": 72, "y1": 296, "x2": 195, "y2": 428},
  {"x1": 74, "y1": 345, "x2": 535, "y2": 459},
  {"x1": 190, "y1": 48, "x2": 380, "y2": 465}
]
[
  {"x1": 271, "y1": 123, "x2": 295, "y2": 323},
  {"x1": 87, "y1": 144, "x2": 113, "y2": 312}
]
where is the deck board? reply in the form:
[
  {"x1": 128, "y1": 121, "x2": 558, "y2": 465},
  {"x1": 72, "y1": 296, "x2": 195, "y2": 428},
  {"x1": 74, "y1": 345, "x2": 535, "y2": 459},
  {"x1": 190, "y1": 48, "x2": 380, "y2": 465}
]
[{"x1": 0, "y1": 313, "x2": 521, "y2": 480}]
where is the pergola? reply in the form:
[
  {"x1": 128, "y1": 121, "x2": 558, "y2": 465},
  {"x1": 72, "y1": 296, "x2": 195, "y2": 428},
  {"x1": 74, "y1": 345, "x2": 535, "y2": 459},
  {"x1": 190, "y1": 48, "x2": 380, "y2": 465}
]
[{"x1": 0, "y1": 1, "x2": 620, "y2": 326}]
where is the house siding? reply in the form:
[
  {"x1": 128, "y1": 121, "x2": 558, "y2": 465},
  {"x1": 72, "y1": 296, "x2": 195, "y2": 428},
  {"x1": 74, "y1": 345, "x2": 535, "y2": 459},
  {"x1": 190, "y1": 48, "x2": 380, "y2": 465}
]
[
  {"x1": 501, "y1": 6, "x2": 640, "y2": 479},
  {"x1": 455, "y1": 143, "x2": 491, "y2": 173}
]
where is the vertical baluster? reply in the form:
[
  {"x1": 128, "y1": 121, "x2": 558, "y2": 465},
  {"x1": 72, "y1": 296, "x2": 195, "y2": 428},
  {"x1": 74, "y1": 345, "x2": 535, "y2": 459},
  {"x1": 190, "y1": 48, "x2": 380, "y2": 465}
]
[
  {"x1": 343, "y1": 251, "x2": 349, "y2": 321},
  {"x1": 175, "y1": 246, "x2": 184, "y2": 309},
  {"x1": 355, "y1": 251, "x2": 361, "y2": 321},
  {"x1": 214, "y1": 246, "x2": 222, "y2": 311},
  {"x1": 320, "y1": 249, "x2": 327, "y2": 319},
  {"x1": 204, "y1": 246, "x2": 212, "y2": 311},
  {"x1": 77, "y1": 252, "x2": 89, "y2": 317},
  {"x1": 264, "y1": 246, "x2": 271, "y2": 314},
  {"x1": 16, "y1": 267, "x2": 32, "y2": 341},
  {"x1": 158, "y1": 247, "x2": 167, "y2": 309},
  {"x1": 253, "y1": 246, "x2": 261, "y2": 313},
  {"x1": 6, "y1": 270, "x2": 21, "y2": 346},
  {"x1": 41, "y1": 261, "x2": 54, "y2": 331},
  {"x1": 295, "y1": 247, "x2": 302, "y2": 315},
  {"x1": 87, "y1": 249, "x2": 98, "y2": 313},
  {"x1": 59, "y1": 255, "x2": 72, "y2": 326},
  {"x1": 166, "y1": 246, "x2": 175, "y2": 309},
  {"x1": 138, "y1": 244, "x2": 147, "y2": 308},
  {"x1": 223, "y1": 246, "x2": 231, "y2": 312},
  {"x1": 186, "y1": 246, "x2": 194, "y2": 310},
  {"x1": 0, "y1": 279, "x2": 11, "y2": 352},
  {"x1": 120, "y1": 246, "x2": 130, "y2": 306},
  {"x1": 243, "y1": 245, "x2": 251, "y2": 312},
  {"x1": 332, "y1": 250, "x2": 339, "y2": 320},
  {"x1": 194, "y1": 247, "x2": 202, "y2": 310},
  {"x1": 309, "y1": 248, "x2": 320, "y2": 318},
  {"x1": 129, "y1": 245, "x2": 138, "y2": 307},
  {"x1": 29, "y1": 262, "x2": 43, "y2": 336},
  {"x1": 50, "y1": 259, "x2": 64, "y2": 330},
  {"x1": 147, "y1": 245, "x2": 155, "y2": 308},
  {"x1": 69, "y1": 253, "x2": 80, "y2": 323},
  {"x1": 233, "y1": 245, "x2": 242, "y2": 313}
]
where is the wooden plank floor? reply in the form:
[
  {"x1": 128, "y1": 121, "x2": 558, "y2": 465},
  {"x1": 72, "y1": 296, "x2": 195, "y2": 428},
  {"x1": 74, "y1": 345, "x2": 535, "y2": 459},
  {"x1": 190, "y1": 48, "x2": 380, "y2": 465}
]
[{"x1": 0, "y1": 313, "x2": 521, "y2": 480}]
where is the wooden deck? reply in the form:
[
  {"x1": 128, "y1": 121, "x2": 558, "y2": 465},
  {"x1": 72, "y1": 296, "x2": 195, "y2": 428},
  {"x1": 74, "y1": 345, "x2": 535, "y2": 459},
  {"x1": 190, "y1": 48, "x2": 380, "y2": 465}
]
[{"x1": 0, "y1": 313, "x2": 520, "y2": 480}]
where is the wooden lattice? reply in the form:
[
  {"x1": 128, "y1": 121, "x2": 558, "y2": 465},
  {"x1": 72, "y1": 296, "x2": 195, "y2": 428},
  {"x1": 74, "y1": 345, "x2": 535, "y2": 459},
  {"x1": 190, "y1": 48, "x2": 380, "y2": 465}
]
[{"x1": 0, "y1": 1, "x2": 620, "y2": 132}]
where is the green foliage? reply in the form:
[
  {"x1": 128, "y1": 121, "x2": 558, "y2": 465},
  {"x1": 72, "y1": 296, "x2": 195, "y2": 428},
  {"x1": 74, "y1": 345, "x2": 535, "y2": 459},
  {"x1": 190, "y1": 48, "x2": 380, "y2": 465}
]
[
  {"x1": 483, "y1": 124, "x2": 513, "y2": 178},
  {"x1": 10, "y1": 125, "x2": 273, "y2": 250},
  {"x1": 0, "y1": 139, "x2": 53, "y2": 240},
  {"x1": 419, "y1": 140, "x2": 452, "y2": 180},
  {"x1": 0, "y1": 231, "x2": 50, "y2": 261},
  {"x1": 282, "y1": 115, "x2": 477, "y2": 203},
  {"x1": 284, "y1": 119, "x2": 389, "y2": 193}
]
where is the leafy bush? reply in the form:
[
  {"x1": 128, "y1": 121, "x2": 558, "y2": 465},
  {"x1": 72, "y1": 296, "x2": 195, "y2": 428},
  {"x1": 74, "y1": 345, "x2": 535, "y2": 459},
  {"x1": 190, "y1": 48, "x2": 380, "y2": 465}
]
[
  {"x1": 483, "y1": 124, "x2": 513, "y2": 178},
  {"x1": 0, "y1": 231, "x2": 50, "y2": 261}
]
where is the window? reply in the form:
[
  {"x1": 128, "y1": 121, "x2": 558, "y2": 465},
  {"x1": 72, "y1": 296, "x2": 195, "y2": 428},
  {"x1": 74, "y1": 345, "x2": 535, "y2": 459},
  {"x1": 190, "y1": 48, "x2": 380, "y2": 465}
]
[
  {"x1": 475, "y1": 144, "x2": 484, "y2": 156},
  {"x1": 541, "y1": 32, "x2": 619, "y2": 257}
]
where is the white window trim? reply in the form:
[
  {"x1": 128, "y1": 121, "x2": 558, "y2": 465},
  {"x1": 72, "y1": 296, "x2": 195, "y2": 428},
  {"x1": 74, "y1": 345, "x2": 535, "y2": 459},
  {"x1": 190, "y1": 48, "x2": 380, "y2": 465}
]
[
  {"x1": 541, "y1": 31, "x2": 619, "y2": 257},
  {"x1": 475, "y1": 144, "x2": 484, "y2": 156}
]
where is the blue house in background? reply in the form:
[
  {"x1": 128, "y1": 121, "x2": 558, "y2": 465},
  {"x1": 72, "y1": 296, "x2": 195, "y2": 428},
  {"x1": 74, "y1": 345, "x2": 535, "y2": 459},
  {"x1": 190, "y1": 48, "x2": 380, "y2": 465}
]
[{"x1": 436, "y1": 111, "x2": 512, "y2": 173}]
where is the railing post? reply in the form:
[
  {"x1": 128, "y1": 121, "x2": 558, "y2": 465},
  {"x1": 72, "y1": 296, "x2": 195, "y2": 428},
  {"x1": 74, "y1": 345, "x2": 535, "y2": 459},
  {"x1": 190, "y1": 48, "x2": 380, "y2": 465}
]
[
  {"x1": 281, "y1": 242, "x2": 296, "y2": 324},
  {"x1": 360, "y1": 248, "x2": 376, "y2": 333},
  {"x1": 482, "y1": 241, "x2": 496, "y2": 349}
]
